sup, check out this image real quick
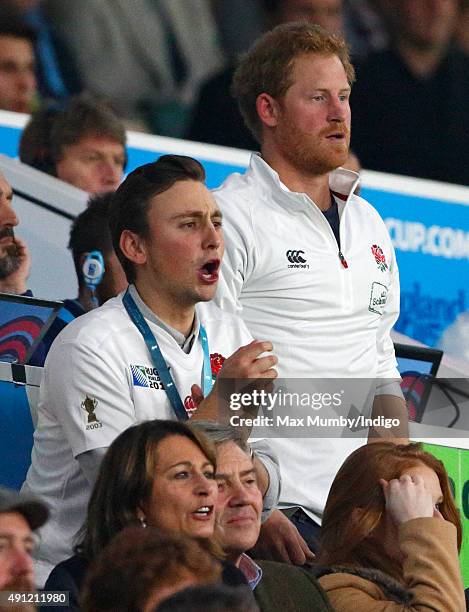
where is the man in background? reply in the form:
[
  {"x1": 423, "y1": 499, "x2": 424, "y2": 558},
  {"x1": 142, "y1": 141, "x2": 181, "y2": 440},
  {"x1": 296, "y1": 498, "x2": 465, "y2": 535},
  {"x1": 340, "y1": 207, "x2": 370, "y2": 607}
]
[
  {"x1": 0, "y1": 12, "x2": 37, "y2": 114},
  {"x1": 40, "y1": 192, "x2": 127, "y2": 357},
  {"x1": 351, "y1": 0, "x2": 469, "y2": 186},
  {"x1": 0, "y1": 170, "x2": 30, "y2": 297},
  {"x1": 0, "y1": 486, "x2": 48, "y2": 601},
  {"x1": 20, "y1": 94, "x2": 127, "y2": 194}
]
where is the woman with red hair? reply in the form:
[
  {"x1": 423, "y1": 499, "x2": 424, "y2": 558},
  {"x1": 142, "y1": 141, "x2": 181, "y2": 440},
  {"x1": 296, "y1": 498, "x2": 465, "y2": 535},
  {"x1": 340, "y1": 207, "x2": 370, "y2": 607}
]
[{"x1": 314, "y1": 442, "x2": 465, "y2": 611}]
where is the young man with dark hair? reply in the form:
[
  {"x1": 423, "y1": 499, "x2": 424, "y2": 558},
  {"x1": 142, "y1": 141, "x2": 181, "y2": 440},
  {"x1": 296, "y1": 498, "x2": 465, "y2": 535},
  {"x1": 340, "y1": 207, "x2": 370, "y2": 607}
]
[
  {"x1": 0, "y1": 13, "x2": 37, "y2": 114},
  {"x1": 67, "y1": 192, "x2": 126, "y2": 314},
  {"x1": 39, "y1": 193, "x2": 127, "y2": 359},
  {"x1": 214, "y1": 22, "x2": 406, "y2": 560},
  {"x1": 23, "y1": 154, "x2": 279, "y2": 586}
]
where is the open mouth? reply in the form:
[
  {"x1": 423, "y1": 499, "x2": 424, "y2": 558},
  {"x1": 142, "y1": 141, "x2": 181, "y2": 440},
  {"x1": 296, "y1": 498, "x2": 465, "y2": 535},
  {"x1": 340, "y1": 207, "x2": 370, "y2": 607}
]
[
  {"x1": 191, "y1": 505, "x2": 214, "y2": 520},
  {"x1": 198, "y1": 259, "x2": 220, "y2": 284}
]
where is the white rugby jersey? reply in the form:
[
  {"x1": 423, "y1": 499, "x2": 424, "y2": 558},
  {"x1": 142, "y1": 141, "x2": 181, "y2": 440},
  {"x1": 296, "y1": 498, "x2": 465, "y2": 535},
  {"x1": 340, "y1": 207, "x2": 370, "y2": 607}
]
[
  {"x1": 22, "y1": 288, "x2": 252, "y2": 585},
  {"x1": 214, "y1": 154, "x2": 401, "y2": 522}
]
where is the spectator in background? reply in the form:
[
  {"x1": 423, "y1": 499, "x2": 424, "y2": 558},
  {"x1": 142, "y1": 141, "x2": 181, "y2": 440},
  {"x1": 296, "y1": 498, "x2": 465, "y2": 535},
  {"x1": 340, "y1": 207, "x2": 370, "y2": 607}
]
[
  {"x1": 19, "y1": 95, "x2": 127, "y2": 194},
  {"x1": 351, "y1": 0, "x2": 469, "y2": 186},
  {"x1": 18, "y1": 105, "x2": 58, "y2": 175},
  {"x1": 65, "y1": 192, "x2": 126, "y2": 316},
  {"x1": 4, "y1": 0, "x2": 79, "y2": 102},
  {"x1": 157, "y1": 584, "x2": 259, "y2": 612},
  {"x1": 39, "y1": 193, "x2": 127, "y2": 361},
  {"x1": 42, "y1": 0, "x2": 223, "y2": 136},
  {"x1": 456, "y1": 0, "x2": 469, "y2": 55},
  {"x1": 187, "y1": 0, "x2": 346, "y2": 150},
  {"x1": 0, "y1": 170, "x2": 30, "y2": 296},
  {"x1": 49, "y1": 95, "x2": 126, "y2": 193},
  {"x1": 0, "y1": 11, "x2": 37, "y2": 114},
  {"x1": 314, "y1": 442, "x2": 465, "y2": 611},
  {"x1": 193, "y1": 423, "x2": 334, "y2": 612},
  {"x1": 0, "y1": 486, "x2": 48, "y2": 596},
  {"x1": 81, "y1": 528, "x2": 222, "y2": 612}
]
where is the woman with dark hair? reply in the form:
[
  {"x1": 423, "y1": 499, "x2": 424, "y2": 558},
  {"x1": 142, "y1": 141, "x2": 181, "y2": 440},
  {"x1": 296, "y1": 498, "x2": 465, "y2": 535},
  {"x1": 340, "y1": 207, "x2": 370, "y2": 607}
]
[
  {"x1": 314, "y1": 442, "x2": 465, "y2": 611},
  {"x1": 43, "y1": 419, "x2": 237, "y2": 610}
]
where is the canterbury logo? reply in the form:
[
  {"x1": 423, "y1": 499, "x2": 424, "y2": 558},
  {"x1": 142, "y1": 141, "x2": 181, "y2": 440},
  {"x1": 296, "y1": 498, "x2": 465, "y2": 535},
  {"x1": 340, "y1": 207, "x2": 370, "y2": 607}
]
[{"x1": 286, "y1": 250, "x2": 307, "y2": 264}]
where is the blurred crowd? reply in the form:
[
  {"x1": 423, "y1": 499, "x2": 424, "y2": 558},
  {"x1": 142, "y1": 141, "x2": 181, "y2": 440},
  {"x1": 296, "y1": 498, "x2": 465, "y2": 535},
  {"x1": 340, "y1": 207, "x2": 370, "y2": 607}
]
[{"x1": 1, "y1": 0, "x2": 468, "y2": 185}]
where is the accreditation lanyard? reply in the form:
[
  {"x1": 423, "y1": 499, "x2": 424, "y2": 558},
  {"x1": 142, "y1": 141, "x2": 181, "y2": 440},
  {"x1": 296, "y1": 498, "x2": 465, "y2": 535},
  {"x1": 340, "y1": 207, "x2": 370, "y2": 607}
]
[{"x1": 123, "y1": 289, "x2": 213, "y2": 421}]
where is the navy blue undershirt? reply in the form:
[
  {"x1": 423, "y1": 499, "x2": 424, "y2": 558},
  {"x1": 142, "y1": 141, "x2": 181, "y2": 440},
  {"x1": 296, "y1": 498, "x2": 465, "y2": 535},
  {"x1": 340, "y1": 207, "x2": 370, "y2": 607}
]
[{"x1": 322, "y1": 194, "x2": 340, "y2": 248}]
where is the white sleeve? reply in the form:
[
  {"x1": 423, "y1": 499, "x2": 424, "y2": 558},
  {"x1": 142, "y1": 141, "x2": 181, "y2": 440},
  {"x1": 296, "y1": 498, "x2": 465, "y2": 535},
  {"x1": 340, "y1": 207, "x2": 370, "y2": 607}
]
[
  {"x1": 43, "y1": 338, "x2": 137, "y2": 458},
  {"x1": 76, "y1": 447, "x2": 107, "y2": 486},
  {"x1": 250, "y1": 439, "x2": 281, "y2": 521},
  {"x1": 215, "y1": 197, "x2": 257, "y2": 316},
  {"x1": 376, "y1": 243, "x2": 402, "y2": 392}
]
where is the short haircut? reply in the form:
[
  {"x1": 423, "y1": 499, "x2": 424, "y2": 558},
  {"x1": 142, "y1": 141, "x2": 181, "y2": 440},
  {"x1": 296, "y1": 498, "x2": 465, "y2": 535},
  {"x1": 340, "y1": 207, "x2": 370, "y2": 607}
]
[
  {"x1": 68, "y1": 192, "x2": 115, "y2": 288},
  {"x1": 0, "y1": 9, "x2": 36, "y2": 46},
  {"x1": 156, "y1": 584, "x2": 259, "y2": 612},
  {"x1": 81, "y1": 527, "x2": 221, "y2": 612},
  {"x1": 232, "y1": 22, "x2": 355, "y2": 142},
  {"x1": 19, "y1": 106, "x2": 60, "y2": 175},
  {"x1": 50, "y1": 93, "x2": 127, "y2": 165},
  {"x1": 191, "y1": 421, "x2": 249, "y2": 453},
  {"x1": 109, "y1": 154, "x2": 206, "y2": 284},
  {"x1": 76, "y1": 419, "x2": 216, "y2": 560}
]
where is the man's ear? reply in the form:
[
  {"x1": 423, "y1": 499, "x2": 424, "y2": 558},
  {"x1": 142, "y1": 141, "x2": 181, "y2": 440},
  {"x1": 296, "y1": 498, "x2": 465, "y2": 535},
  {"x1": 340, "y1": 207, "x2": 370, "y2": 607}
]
[
  {"x1": 256, "y1": 93, "x2": 281, "y2": 129},
  {"x1": 119, "y1": 230, "x2": 147, "y2": 266}
]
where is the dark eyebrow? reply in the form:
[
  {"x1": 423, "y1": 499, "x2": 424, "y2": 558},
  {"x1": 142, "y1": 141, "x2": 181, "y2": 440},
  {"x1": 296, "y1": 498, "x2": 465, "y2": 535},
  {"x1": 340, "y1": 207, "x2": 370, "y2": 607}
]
[
  {"x1": 171, "y1": 210, "x2": 223, "y2": 220},
  {"x1": 216, "y1": 468, "x2": 256, "y2": 481},
  {"x1": 166, "y1": 460, "x2": 214, "y2": 470}
]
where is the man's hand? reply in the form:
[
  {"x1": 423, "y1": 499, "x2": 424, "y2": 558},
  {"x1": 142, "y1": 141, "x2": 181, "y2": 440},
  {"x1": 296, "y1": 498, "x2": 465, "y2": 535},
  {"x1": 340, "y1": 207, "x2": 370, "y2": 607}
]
[
  {"x1": 368, "y1": 394, "x2": 409, "y2": 444},
  {"x1": 0, "y1": 236, "x2": 31, "y2": 295},
  {"x1": 217, "y1": 340, "x2": 278, "y2": 380},
  {"x1": 190, "y1": 340, "x2": 277, "y2": 422},
  {"x1": 250, "y1": 509, "x2": 315, "y2": 565}
]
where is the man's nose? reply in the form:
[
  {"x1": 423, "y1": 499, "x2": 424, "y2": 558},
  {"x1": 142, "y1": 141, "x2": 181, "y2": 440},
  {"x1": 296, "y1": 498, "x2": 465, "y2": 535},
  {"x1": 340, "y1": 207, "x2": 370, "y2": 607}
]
[
  {"x1": 327, "y1": 97, "x2": 348, "y2": 122},
  {"x1": 101, "y1": 160, "x2": 122, "y2": 186},
  {"x1": 11, "y1": 548, "x2": 34, "y2": 576},
  {"x1": 0, "y1": 201, "x2": 19, "y2": 228},
  {"x1": 202, "y1": 222, "x2": 222, "y2": 249}
]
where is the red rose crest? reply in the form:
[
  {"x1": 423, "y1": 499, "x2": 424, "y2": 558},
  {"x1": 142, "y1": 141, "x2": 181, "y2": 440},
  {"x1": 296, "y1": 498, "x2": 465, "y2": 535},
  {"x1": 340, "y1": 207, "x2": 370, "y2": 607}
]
[
  {"x1": 210, "y1": 353, "x2": 225, "y2": 377},
  {"x1": 371, "y1": 244, "x2": 388, "y2": 272},
  {"x1": 184, "y1": 395, "x2": 197, "y2": 414}
]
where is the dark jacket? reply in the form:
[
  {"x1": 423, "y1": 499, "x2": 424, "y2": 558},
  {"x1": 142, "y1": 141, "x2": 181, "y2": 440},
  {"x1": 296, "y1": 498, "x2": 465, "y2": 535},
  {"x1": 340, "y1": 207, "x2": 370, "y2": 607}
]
[{"x1": 255, "y1": 560, "x2": 333, "y2": 612}]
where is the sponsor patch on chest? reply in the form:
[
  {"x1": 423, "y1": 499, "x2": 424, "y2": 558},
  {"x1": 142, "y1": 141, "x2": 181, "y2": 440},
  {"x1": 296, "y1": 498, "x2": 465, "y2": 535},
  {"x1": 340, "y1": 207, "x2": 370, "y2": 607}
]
[
  {"x1": 368, "y1": 282, "x2": 388, "y2": 315},
  {"x1": 130, "y1": 364, "x2": 165, "y2": 390}
]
